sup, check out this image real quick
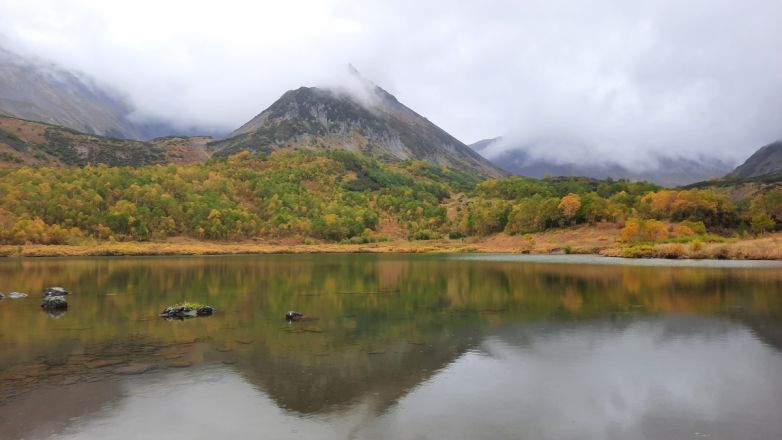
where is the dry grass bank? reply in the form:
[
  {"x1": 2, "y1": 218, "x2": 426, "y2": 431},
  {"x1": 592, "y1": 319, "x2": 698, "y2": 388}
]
[
  {"x1": 0, "y1": 239, "x2": 460, "y2": 257},
  {"x1": 1, "y1": 226, "x2": 780, "y2": 260},
  {"x1": 599, "y1": 234, "x2": 782, "y2": 260}
]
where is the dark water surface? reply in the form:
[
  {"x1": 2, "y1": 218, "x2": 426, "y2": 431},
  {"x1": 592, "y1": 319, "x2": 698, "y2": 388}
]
[{"x1": 1, "y1": 254, "x2": 781, "y2": 440}]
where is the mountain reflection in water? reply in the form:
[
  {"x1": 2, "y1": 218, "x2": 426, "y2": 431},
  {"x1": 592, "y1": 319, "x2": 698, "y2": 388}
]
[{"x1": 0, "y1": 254, "x2": 781, "y2": 440}]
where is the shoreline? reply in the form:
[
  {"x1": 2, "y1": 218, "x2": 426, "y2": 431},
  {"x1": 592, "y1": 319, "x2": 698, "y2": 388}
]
[{"x1": 1, "y1": 227, "x2": 780, "y2": 260}]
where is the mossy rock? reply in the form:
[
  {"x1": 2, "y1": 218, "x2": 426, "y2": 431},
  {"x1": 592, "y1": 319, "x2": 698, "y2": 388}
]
[{"x1": 159, "y1": 302, "x2": 214, "y2": 319}]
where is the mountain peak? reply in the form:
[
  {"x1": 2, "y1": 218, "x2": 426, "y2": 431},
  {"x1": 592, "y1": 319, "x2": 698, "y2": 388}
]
[{"x1": 210, "y1": 81, "x2": 504, "y2": 177}]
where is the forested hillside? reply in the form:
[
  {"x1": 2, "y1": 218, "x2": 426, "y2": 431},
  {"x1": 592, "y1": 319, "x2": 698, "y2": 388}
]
[
  {"x1": 0, "y1": 149, "x2": 779, "y2": 248},
  {"x1": 0, "y1": 115, "x2": 208, "y2": 167}
]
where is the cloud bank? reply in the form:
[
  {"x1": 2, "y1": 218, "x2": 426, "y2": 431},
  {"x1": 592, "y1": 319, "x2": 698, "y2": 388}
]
[{"x1": 1, "y1": 0, "x2": 781, "y2": 167}]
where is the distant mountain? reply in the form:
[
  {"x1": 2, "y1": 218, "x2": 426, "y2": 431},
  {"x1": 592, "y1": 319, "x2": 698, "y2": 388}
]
[
  {"x1": 0, "y1": 115, "x2": 209, "y2": 167},
  {"x1": 468, "y1": 137, "x2": 732, "y2": 187},
  {"x1": 0, "y1": 47, "x2": 195, "y2": 140},
  {"x1": 732, "y1": 141, "x2": 782, "y2": 180},
  {"x1": 208, "y1": 81, "x2": 504, "y2": 177}
]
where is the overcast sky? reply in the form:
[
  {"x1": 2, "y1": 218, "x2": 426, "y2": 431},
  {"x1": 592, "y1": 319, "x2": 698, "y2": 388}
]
[{"x1": 1, "y1": 0, "x2": 781, "y2": 167}]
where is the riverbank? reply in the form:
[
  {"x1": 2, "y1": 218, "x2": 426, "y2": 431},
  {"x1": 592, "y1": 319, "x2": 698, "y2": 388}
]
[{"x1": 1, "y1": 226, "x2": 780, "y2": 259}]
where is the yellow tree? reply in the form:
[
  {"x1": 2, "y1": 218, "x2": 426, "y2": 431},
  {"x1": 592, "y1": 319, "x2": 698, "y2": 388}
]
[{"x1": 558, "y1": 193, "x2": 581, "y2": 225}]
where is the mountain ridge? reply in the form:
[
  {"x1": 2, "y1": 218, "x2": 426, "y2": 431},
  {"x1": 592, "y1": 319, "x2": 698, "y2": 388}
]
[
  {"x1": 732, "y1": 140, "x2": 782, "y2": 179},
  {"x1": 0, "y1": 114, "x2": 209, "y2": 167},
  {"x1": 468, "y1": 137, "x2": 733, "y2": 186}
]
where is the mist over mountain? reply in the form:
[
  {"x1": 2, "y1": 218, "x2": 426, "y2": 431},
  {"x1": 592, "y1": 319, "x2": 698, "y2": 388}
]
[
  {"x1": 2, "y1": 0, "x2": 780, "y2": 170},
  {"x1": 209, "y1": 77, "x2": 504, "y2": 177},
  {"x1": 0, "y1": 46, "x2": 213, "y2": 140},
  {"x1": 470, "y1": 137, "x2": 733, "y2": 186}
]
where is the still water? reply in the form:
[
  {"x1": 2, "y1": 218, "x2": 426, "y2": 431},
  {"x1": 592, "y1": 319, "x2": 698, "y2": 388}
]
[{"x1": 0, "y1": 254, "x2": 781, "y2": 440}]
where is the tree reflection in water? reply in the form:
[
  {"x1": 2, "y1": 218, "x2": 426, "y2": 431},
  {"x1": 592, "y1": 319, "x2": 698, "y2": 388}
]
[{"x1": 0, "y1": 255, "x2": 781, "y2": 439}]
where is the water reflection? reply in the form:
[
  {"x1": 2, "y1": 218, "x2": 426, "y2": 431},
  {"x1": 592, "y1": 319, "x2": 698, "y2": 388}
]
[
  {"x1": 0, "y1": 255, "x2": 781, "y2": 439},
  {"x1": 365, "y1": 317, "x2": 782, "y2": 440},
  {"x1": 15, "y1": 318, "x2": 782, "y2": 440}
]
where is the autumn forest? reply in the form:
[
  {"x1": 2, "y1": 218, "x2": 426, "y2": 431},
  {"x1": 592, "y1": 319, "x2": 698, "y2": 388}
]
[{"x1": 0, "y1": 149, "x2": 779, "y2": 257}]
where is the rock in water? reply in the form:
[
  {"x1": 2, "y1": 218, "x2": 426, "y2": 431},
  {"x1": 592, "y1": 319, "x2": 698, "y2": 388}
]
[
  {"x1": 9, "y1": 292, "x2": 28, "y2": 299},
  {"x1": 196, "y1": 306, "x2": 214, "y2": 316},
  {"x1": 159, "y1": 306, "x2": 187, "y2": 318},
  {"x1": 43, "y1": 287, "x2": 70, "y2": 297},
  {"x1": 0, "y1": 293, "x2": 4, "y2": 300},
  {"x1": 41, "y1": 296, "x2": 68, "y2": 310},
  {"x1": 286, "y1": 311, "x2": 304, "y2": 322},
  {"x1": 159, "y1": 304, "x2": 214, "y2": 319}
]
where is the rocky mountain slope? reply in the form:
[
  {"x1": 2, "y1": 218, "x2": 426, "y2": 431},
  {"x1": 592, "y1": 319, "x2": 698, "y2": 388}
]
[
  {"x1": 0, "y1": 115, "x2": 208, "y2": 167},
  {"x1": 207, "y1": 84, "x2": 504, "y2": 177},
  {"x1": 0, "y1": 47, "x2": 185, "y2": 140},
  {"x1": 469, "y1": 137, "x2": 732, "y2": 187},
  {"x1": 732, "y1": 141, "x2": 782, "y2": 180}
]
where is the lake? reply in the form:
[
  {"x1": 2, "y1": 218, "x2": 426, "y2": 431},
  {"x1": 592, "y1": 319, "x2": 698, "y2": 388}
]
[{"x1": 1, "y1": 254, "x2": 781, "y2": 439}]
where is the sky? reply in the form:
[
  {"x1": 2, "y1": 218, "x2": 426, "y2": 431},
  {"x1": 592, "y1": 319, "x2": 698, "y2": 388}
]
[{"x1": 1, "y1": 0, "x2": 781, "y2": 168}]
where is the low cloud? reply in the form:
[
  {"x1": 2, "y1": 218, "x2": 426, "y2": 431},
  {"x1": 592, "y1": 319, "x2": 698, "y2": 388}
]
[{"x1": 1, "y1": 0, "x2": 781, "y2": 167}]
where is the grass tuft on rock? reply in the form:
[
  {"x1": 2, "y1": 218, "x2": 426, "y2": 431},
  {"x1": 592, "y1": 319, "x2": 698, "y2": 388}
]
[{"x1": 173, "y1": 302, "x2": 208, "y2": 311}]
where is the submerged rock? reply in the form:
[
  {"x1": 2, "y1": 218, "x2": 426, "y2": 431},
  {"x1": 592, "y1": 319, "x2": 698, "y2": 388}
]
[
  {"x1": 159, "y1": 303, "x2": 214, "y2": 319},
  {"x1": 43, "y1": 287, "x2": 70, "y2": 297},
  {"x1": 166, "y1": 360, "x2": 193, "y2": 368},
  {"x1": 285, "y1": 311, "x2": 305, "y2": 322},
  {"x1": 9, "y1": 292, "x2": 28, "y2": 299},
  {"x1": 41, "y1": 296, "x2": 68, "y2": 310},
  {"x1": 114, "y1": 363, "x2": 157, "y2": 375}
]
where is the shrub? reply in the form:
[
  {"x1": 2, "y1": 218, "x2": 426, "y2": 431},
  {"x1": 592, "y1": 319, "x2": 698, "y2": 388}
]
[
  {"x1": 618, "y1": 218, "x2": 668, "y2": 243},
  {"x1": 713, "y1": 245, "x2": 730, "y2": 259},
  {"x1": 621, "y1": 244, "x2": 657, "y2": 258},
  {"x1": 505, "y1": 195, "x2": 561, "y2": 234},
  {"x1": 448, "y1": 230, "x2": 465, "y2": 239},
  {"x1": 458, "y1": 199, "x2": 511, "y2": 236},
  {"x1": 660, "y1": 243, "x2": 686, "y2": 259},
  {"x1": 751, "y1": 212, "x2": 776, "y2": 234},
  {"x1": 680, "y1": 220, "x2": 707, "y2": 235},
  {"x1": 671, "y1": 220, "x2": 707, "y2": 238},
  {"x1": 411, "y1": 229, "x2": 440, "y2": 240},
  {"x1": 671, "y1": 224, "x2": 695, "y2": 238},
  {"x1": 341, "y1": 234, "x2": 390, "y2": 244}
]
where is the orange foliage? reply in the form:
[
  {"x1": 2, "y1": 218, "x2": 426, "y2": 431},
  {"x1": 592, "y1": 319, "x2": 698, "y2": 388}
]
[
  {"x1": 618, "y1": 218, "x2": 669, "y2": 243},
  {"x1": 671, "y1": 224, "x2": 696, "y2": 237},
  {"x1": 558, "y1": 193, "x2": 581, "y2": 219}
]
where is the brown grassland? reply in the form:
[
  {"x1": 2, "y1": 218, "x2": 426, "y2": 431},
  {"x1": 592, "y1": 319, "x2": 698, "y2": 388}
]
[{"x1": 2, "y1": 225, "x2": 780, "y2": 260}]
